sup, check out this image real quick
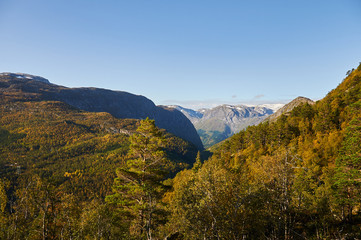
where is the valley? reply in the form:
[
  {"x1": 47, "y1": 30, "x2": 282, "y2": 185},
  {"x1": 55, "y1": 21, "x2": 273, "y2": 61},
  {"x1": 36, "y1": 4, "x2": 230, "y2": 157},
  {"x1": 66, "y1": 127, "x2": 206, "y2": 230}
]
[
  {"x1": 0, "y1": 64, "x2": 361, "y2": 239},
  {"x1": 170, "y1": 104, "x2": 283, "y2": 148}
]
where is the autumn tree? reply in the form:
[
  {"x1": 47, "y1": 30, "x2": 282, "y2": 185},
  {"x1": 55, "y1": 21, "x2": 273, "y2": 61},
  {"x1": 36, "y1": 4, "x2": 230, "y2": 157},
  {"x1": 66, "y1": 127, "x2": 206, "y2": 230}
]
[{"x1": 0, "y1": 179, "x2": 8, "y2": 239}]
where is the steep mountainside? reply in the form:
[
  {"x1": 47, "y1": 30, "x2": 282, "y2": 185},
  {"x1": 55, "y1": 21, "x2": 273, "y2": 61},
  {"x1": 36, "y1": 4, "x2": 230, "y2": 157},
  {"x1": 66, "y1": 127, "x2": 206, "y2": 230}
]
[
  {"x1": 170, "y1": 104, "x2": 278, "y2": 148},
  {"x1": 170, "y1": 105, "x2": 204, "y2": 123},
  {"x1": 169, "y1": 63, "x2": 361, "y2": 239},
  {"x1": 0, "y1": 73, "x2": 203, "y2": 149},
  {"x1": 0, "y1": 92, "x2": 198, "y2": 197},
  {"x1": 0, "y1": 91, "x2": 199, "y2": 238}
]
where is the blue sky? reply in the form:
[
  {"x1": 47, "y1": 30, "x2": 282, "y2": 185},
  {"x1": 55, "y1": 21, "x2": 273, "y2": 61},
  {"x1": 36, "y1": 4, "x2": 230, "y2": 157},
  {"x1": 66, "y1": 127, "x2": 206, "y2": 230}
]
[{"x1": 0, "y1": 0, "x2": 360, "y2": 109}]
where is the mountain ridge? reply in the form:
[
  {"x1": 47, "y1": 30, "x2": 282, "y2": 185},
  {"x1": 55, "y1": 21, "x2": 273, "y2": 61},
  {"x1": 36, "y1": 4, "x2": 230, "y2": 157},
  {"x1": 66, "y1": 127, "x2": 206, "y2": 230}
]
[
  {"x1": 0, "y1": 73, "x2": 203, "y2": 149},
  {"x1": 264, "y1": 96, "x2": 315, "y2": 122},
  {"x1": 169, "y1": 104, "x2": 282, "y2": 148}
]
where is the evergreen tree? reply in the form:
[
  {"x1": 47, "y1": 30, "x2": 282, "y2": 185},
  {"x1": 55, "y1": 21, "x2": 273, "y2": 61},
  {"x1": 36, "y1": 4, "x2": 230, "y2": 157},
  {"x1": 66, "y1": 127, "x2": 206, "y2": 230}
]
[
  {"x1": 333, "y1": 115, "x2": 361, "y2": 221},
  {"x1": 192, "y1": 151, "x2": 202, "y2": 172},
  {"x1": 106, "y1": 118, "x2": 170, "y2": 240}
]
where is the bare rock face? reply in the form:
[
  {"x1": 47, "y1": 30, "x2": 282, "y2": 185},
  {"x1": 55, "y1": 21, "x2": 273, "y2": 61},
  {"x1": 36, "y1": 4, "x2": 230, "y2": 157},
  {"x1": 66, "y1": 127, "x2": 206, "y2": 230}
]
[
  {"x1": 265, "y1": 97, "x2": 315, "y2": 122},
  {"x1": 0, "y1": 73, "x2": 203, "y2": 150},
  {"x1": 197, "y1": 105, "x2": 273, "y2": 132}
]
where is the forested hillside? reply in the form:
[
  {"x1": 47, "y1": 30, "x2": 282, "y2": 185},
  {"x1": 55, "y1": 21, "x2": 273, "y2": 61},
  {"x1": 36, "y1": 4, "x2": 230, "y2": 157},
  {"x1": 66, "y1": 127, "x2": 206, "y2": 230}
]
[
  {"x1": 0, "y1": 92, "x2": 197, "y2": 238},
  {"x1": 166, "y1": 63, "x2": 361, "y2": 239},
  {"x1": 0, "y1": 73, "x2": 203, "y2": 150},
  {"x1": 1, "y1": 63, "x2": 361, "y2": 239}
]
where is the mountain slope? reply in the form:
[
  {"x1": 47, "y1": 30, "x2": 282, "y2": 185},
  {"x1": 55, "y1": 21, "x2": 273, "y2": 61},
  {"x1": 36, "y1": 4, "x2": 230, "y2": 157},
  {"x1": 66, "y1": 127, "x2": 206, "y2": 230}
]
[
  {"x1": 169, "y1": 105, "x2": 204, "y2": 123},
  {"x1": 0, "y1": 95, "x2": 199, "y2": 197},
  {"x1": 0, "y1": 92, "x2": 200, "y2": 238},
  {"x1": 0, "y1": 73, "x2": 203, "y2": 149},
  {"x1": 169, "y1": 63, "x2": 361, "y2": 238},
  {"x1": 170, "y1": 104, "x2": 277, "y2": 148},
  {"x1": 265, "y1": 96, "x2": 315, "y2": 122}
]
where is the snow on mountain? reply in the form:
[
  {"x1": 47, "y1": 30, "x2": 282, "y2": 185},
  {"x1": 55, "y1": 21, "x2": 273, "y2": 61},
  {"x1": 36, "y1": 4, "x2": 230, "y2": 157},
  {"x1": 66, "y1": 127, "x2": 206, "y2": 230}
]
[
  {"x1": 244, "y1": 103, "x2": 285, "y2": 112},
  {"x1": 257, "y1": 103, "x2": 285, "y2": 112},
  {"x1": 169, "y1": 103, "x2": 284, "y2": 148},
  {"x1": 168, "y1": 105, "x2": 203, "y2": 123},
  {"x1": 0, "y1": 72, "x2": 50, "y2": 84}
]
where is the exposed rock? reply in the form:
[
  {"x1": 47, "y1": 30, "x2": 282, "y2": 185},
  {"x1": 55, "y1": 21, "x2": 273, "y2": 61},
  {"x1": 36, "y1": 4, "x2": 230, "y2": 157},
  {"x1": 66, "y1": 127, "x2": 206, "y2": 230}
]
[
  {"x1": 265, "y1": 96, "x2": 315, "y2": 122},
  {"x1": 169, "y1": 104, "x2": 279, "y2": 148}
]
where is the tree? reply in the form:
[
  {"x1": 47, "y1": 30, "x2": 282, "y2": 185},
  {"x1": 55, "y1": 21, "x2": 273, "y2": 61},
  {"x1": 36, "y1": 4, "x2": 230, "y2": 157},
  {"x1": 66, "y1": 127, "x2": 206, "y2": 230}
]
[
  {"x1": 106, "y1": 118, "x2": 170, "y2": 240},
  {"x1": 332, "y1": 117, "x2": 361, "y2": 221},
  {"x1": 192, "y1": 151, "x2": 202, "y2": 172},
  {"x1": 0, "y1": 179, "x2": 8, "y2": 239}
]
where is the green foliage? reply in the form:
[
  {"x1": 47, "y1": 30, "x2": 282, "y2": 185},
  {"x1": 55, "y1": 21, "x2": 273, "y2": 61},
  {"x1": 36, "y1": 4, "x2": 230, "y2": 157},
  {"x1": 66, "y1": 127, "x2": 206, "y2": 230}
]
[
  {"x1": 106, "y1": 118, "x2": 171, "y2": 239},
  {"x1": 332, "y1": 106, "x2": 361, "y2": 221},
  {"x1": 166, "y1": 63, "x2": 361, "y2": 239},
  {"x1": 0, "y1": 95, "x2": 198, "y2": 239},
  {"x1": 1, "y1": 63, "x2": 361, "y2": 239},
  {"x1": 197, "y1": 129, "x2": 230, "y2": 149}
]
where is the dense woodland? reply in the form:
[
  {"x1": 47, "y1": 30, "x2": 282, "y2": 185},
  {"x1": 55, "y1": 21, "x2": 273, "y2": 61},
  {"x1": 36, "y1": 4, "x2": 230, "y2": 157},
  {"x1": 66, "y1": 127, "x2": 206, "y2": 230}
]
[
  {"x1": 1, "y1": 63, "x2": 361, "y2": 239},
  {"x1": 166, "y1": 64, "x2": 361, "y2": 239},
  {"x1": 0, "y1": 93, "x2": 197, "y2": 239}
]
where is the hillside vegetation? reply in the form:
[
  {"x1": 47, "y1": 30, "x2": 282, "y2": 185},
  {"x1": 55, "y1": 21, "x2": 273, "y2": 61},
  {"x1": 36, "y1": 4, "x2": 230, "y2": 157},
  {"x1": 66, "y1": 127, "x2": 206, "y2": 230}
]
[
  {"x1": 0, "y1": 73, "x2": 203, "y2": 149},
  {"x1": 166, "y1": 63, "x2": 361, "y2": 239},
  {"x1": 0, "y1": 93, "x2": 197, "y2": 239},
  {"x1": 1, "y1": 63, "x2": 361, "y2": 239}
]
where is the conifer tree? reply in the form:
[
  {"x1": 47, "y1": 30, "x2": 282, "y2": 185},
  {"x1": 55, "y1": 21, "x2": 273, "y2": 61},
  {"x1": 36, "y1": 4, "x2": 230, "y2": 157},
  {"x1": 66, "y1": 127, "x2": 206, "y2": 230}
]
[
  {"x1": 333, "y1": 116, "x2": 361, "y2": 220},
  {"x1": 106, "y1": 118, "x2": 170, "y2": 240},
  {"x1": 192, "y1": 151, "x2": 202, "y2": 172}
]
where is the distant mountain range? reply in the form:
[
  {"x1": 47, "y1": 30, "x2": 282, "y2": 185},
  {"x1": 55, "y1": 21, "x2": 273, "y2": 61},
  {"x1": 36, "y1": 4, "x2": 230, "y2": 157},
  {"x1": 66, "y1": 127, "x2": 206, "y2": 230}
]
[
  {"x1": 1, "y1": 72, "x2": 316, "y2": 151},
  {"x1": 169, "y1": 104, "x2": 284, "y2": 148},
  {"x1": 0, "y1": 73, "x2": 203, "y2": 149}
]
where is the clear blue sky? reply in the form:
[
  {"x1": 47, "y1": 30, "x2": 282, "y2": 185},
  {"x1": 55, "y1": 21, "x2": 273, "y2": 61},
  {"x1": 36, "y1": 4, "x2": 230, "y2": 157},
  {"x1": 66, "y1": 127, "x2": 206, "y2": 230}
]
[{"x1": 1, "y1": 0, "x2": 360, "y2": 109}]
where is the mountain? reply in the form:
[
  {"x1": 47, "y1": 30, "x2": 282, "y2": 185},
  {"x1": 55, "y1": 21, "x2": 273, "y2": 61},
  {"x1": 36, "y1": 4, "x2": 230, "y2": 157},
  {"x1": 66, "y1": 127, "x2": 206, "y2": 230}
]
[
  {"x1": 257, "y1": 103, "x2": 285, "y2": 112},
  {"x1": 0, "y1": 98, "x2": 198, "y2": 182},
  {"x1": 168, "y1": 64, "x2": 361, "y2": 239},
  {"x1": 0, "y1": 72, "x2": 50, "y2": 83},
  {"x1": 0, "y1": 85, "x2": 200, "y2": 238},
  {"x1": 168, "y1": 105, "x2": 204, "y2": 123},
  {"x1": 169, "y1": 104, "x2": 281, "y2": 148},
  {"x1": 0, "y1": 73, "x2": 203, "y2": 149},
  {"x1": 265, "y1": 96, "x2": 315, "y2": 122}
]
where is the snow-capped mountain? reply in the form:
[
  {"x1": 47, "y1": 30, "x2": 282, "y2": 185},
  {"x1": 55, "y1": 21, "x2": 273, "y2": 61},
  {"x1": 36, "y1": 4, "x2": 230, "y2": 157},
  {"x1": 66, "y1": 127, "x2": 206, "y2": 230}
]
[
  {"x1": 249, "y1": 103, "x2": 284, "y2": 112},
  {"x1": 167, "y1": 105, "x2": 204, "y2": 123},
  {"x1": 169, "y1": 104, "x2": 283, "y2": 148}
]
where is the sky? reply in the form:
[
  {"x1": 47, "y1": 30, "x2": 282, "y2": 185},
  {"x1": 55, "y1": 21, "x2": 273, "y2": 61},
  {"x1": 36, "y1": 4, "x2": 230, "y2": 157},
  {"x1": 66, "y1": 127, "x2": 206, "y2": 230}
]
[{"x1": 0, "y1": 0, "x2": 360, "y2": 110}]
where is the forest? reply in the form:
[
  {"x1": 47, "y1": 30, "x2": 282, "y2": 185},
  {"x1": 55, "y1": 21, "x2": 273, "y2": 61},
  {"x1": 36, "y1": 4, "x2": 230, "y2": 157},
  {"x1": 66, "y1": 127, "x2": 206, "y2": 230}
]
[{"x1": 1, "y1": 63, "x2": 361, "y2": 239}]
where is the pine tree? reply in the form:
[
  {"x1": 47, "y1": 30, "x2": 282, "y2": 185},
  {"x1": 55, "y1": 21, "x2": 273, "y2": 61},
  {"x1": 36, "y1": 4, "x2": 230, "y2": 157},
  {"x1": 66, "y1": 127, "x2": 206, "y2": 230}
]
[
  {"x1": 106, "y1": 118, "x2": 170, "y2": 240},
  {"x1": 192, "y1": 151, "x2": 202, "y2": 172},
  {"x1": 333, "y1": 116, "x2": 361, "y2": 221}
]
